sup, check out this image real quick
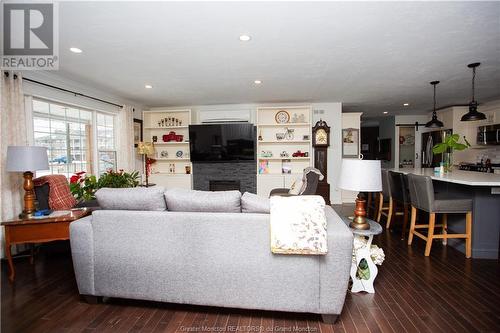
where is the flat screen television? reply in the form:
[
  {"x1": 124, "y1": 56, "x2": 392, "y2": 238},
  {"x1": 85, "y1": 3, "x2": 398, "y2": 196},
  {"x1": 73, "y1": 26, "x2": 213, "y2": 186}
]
[{"x1": 189, "y1": 123, "x2": 256, "y2": 163}]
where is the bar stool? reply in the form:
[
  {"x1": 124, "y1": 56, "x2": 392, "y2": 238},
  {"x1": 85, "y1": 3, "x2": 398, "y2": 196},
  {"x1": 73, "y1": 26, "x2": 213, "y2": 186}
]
[
  {"x1": 366, "y1": 192, "x2": 378, "y2": 219},
  {"x1": 406, "y1": 174, "x2": 473, "y2": 257},
  {"x1": 376, "y1": 170, "x2": 391, "y2": 224},
  {"x1": 387, "y1": 171, "x2": 411, "y2": 240}
]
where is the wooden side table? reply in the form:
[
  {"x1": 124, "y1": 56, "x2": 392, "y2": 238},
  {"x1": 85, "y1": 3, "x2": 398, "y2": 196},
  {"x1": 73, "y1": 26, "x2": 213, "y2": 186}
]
[{"x1": 1, "y1": 208, "x2": 91, "y2": 282}]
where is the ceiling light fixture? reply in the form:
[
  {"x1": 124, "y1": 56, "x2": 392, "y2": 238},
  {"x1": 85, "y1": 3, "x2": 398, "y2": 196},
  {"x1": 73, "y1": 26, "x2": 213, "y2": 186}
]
[
  {"x1": 461, "y1": 62, "x2": 486, "y2": 122},
  {"x1": 69, "y1": 47, "x2": 82, "y2": 53},
  {"x1": 145, "y1": 84, "x2": 153, "y2": 89},
  {"x1": 383, "y1": 111, "x2": 388, "y2": 114},
  {"x1": 239, "y1": 35, "x2": 251, "y2": 41},
  {"x1": 403, "y1": 103, "x2": 409, "y2": 106},
  {"x1": 254, "y1": 80, "x2": 262, "y2": 84},
  {"x1": 425, "y1": 81, "x2": 444, "y2": 128}
]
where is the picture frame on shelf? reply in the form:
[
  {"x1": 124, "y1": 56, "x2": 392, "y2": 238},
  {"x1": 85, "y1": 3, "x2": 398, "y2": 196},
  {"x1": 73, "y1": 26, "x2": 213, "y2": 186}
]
[
  {"x1": 342, "y1": 128, "x2": 359, "y2": 158},
  {"x1": 133, "y1": 118, "x2": 143, "y2": 148},
  {"x1": 282, "y1": 159, "x2": 292, "y2": 174}
]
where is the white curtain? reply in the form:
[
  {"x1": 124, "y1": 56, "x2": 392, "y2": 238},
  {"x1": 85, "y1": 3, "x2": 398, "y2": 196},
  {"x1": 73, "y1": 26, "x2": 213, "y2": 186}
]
[
  {"x1": 0, "y1": 72, "x2": 28, "y2": 257},
  {"x1": 116, "y1": 105, "x2": 136, "y2": 172}
]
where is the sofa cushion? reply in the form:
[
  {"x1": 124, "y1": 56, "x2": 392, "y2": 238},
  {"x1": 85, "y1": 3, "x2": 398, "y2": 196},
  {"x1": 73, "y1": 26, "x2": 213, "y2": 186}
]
[
  {"x1": 95, "y1": 187, "x2": 166, "y2": 211},
  {"x1": 164, "y1": 189, "x2": 241, "y2": 213},
  {"x1": 241, "y1": 192, "x2": 270, "y2": 214}
]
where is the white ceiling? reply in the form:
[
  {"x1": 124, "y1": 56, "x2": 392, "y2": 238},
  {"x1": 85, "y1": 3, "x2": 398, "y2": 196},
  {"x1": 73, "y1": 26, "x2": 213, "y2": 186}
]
[{"x1": 52, "y1": 1, "x2": 500, "y2": 115}]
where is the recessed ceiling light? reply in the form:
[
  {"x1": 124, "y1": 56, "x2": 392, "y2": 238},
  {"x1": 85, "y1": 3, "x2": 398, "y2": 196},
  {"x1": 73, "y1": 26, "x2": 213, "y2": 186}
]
[
  {"x1": 383, "y1": 111, "x2": 388, "y2": 114},
  {"x1": 254, "y1": 80, "x2": 262, "y2": 84},
  {"x1": 145, "y1": 84, "x2": 153, "y2": 89},
  {"x1": 239, "y1": 35, "x2": 251, "y2": 41},
  {"x1": 69, "y1": 47, "x2": 82, "y2": 53},
  {"x1": 403, "y1": 103, "x2": 410, "y2": 106}
]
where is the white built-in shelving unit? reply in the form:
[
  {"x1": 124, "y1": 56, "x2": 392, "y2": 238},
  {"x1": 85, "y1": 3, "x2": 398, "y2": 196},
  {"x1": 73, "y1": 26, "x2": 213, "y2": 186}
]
[
  {"x1": 142, "y1": 109, "x2": 192, "y2": 189},
  {"x1": 256, "y1": 106, "x2": 313, "y2": 196}
]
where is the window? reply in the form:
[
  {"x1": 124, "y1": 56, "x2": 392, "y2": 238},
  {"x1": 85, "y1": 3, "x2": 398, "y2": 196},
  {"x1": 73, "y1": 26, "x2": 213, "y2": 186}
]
[
  {"x1": 32, "y1": 99, "x2": 116, "y2": 178},
  {"x1": 96, "y1": 113, "x2": 116, "y2": 174}
]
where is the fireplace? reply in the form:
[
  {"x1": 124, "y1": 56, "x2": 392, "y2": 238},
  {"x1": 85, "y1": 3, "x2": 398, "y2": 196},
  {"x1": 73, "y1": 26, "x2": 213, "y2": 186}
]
[
  {"x1": 209, "y1": 180, "x2": 241, "y2": 192},
  {"x1": 192, "y1": 162, "x2": 256, "y2": 193}
]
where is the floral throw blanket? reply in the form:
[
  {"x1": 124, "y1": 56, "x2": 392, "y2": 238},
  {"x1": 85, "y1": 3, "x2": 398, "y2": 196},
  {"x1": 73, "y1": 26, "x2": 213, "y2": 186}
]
[{"x1": 270, "y1": 195, "x2": 328, "y2": 255}]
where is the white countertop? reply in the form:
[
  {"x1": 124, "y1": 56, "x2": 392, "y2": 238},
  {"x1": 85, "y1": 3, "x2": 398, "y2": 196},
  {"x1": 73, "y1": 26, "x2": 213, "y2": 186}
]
[{"x1": 388, "y1": 167, "x2": 500, "y2": 186}]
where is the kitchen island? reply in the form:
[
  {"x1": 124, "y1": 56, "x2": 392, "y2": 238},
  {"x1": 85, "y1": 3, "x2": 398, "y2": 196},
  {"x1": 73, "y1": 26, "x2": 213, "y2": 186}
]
[{"x1": 388, "y1": 167, "x2": 500, "y2": 259}]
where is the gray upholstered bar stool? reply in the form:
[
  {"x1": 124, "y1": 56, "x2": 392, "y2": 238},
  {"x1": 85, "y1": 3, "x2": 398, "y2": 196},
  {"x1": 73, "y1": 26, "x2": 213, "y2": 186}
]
[
  {"x1": 387, "y1": 171, "x2": 411, "y2": 240},
  {"x1": 407, "y1": 173, "x2": 473, "y2": 257},
  {"x1": 376, "y1": 169, "x2": 391, "y2": 224}
]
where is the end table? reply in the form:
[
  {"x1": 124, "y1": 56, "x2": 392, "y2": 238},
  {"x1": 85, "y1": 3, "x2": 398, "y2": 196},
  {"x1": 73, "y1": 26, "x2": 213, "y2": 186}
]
[
  {"x1": 1, "y1": 208, "x2": 91, "y2": 282},
  {"x1": 343, "y1": 217, "x2": 383, "y2": 293}
]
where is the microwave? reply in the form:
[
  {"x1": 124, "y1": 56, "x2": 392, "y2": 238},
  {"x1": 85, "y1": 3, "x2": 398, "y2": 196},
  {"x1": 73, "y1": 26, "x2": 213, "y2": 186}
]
[{"x1": 477, "y1": 124, "x2": 500, "y2": 145}]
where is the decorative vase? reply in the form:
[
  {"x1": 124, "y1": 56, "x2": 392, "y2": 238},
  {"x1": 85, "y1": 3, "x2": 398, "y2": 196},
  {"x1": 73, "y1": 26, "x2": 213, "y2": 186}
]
[{"x1": 443, "y1": 152, "x2": 453, "y2": 173}]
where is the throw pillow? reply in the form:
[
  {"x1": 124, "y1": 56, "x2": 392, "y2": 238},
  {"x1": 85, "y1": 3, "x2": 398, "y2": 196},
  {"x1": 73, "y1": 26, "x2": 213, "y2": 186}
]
[
  {"x1": 288, "y1": 178, "x2": 303, "y2": 195},
  {"x1": 241, "y1": 192, "x2": 270, "y2": 213},
  {"x1": 164, "y1": 189, "x2": 242, "y2": 213},
  {"x1": 95, "y1": 187, "x2": 167, "y2": 211}
]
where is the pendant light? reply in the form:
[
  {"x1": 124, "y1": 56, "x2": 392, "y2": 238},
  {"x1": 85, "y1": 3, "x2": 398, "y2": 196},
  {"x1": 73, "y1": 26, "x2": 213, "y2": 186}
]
[
  {"x1": 461, "y1": 62, "x2": 486, "y2": 121},
  {"x1": 425, "y1": 81, "x2": 444, "y2": 128}
]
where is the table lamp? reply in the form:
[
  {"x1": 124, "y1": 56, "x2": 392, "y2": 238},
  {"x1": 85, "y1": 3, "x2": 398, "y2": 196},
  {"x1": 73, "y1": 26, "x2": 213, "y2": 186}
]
[
  {"x1": 338, "y1": 158, "x2": 382, "y2": 230},
  {"x1": 6, "y1": 146, "x2": 50, "y2": 218},
  {"x1": 137, "y1": 142, "x2": 155, "y2": 187}
]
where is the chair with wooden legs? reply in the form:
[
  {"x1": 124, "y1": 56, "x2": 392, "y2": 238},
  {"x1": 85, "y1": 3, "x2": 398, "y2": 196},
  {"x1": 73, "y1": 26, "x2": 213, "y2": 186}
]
[
  {"x1": 406, "y1": 174, "x2": 473, "y2": 257},
  {"x1": 376, "y1": 169, "x2": 391, "y2": 224},
  {"x1": 366, "y1": 191, "x2": 378, "y2": 219},
  {"x1": 387, "y1": 171, "x2": 411, "y2": 240}
]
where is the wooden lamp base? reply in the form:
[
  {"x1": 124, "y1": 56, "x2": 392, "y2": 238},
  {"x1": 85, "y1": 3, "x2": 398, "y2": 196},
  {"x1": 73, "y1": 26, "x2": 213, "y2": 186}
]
[
  {"x1": 20, "y1": 171, "x2": 36, "y2": 219},
  {"x1": 349, "y1": 193, "x2": 370, "y2": 230}
]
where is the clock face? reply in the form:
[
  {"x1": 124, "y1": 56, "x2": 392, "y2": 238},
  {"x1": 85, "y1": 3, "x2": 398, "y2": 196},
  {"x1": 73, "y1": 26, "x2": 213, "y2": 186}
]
[
  {"x1": 315, "y1": 128, "x2": 328, "y2": 145},
  {"x1": 275, "y1": 110, "x2": 290, "y2": 124}
]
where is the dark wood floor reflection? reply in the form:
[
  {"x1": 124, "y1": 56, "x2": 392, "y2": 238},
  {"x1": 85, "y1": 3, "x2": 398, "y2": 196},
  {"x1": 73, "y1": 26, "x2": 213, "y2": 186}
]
[{"x1": 2, "y1": 205, "x2": 499, "y2": 332}]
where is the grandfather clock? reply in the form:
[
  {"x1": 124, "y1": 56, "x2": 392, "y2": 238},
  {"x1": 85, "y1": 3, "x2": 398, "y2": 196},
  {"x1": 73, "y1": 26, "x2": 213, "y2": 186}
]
[{"x1": 312, "y1": 119, "x2": 331, "y2": 205}]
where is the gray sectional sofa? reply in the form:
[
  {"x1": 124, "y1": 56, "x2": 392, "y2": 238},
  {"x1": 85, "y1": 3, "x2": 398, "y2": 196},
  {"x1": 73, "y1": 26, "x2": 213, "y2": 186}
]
[{"x1": 69, "y1": 187, "x2": 353, "y2": 323}]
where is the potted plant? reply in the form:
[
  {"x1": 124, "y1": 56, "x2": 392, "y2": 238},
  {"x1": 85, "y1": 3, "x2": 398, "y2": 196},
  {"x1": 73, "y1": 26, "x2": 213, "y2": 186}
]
[
  {"x1": 432, "y1": 133, "x2": 471, "y2": 173},
  {"x1": 70, "y1": 169, "x2": 140, "y2": 202}
]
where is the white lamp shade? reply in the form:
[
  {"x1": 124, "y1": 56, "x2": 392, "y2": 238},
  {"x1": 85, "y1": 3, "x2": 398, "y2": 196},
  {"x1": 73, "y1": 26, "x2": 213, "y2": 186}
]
[
  {"x1": 6, "y1": 146, "x2": 49, "y2": 172},
  {"x1": 338, "y1": 159, "x2": 382, "y2": 192}
]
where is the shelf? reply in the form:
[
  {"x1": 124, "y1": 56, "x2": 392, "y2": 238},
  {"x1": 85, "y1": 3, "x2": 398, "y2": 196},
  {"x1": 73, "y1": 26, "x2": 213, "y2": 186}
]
[
  {"x1": 258, "y1": 157, "x2": 310, "y2": 160},
  {"x1": 258, "y1": 140, "x2": 310, "y2": 144},
  {"x1": 258, "y1": 123, "x2": 310, "y2": 127},
  {"x1": 144, "y1": 126, "x2": 188, "y2": 130},
  {"x1": 153, "y1": 142, "x2": 189, "y2": 145},
  {"x1": 144, "y1": 110, "x2": 190, "y2": 114},
  {"x1": 152, "y1": 173, "x2": 190, "y2": 175},
  {"x1": 155, "y1": 158, "x2": 190, "y2": 161}
]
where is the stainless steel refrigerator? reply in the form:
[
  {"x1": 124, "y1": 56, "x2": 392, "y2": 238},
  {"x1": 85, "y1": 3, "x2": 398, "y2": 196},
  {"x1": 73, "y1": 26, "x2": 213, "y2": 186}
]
[{"x1": 421, "y1": 129, "x2": 452, "y2": 168}]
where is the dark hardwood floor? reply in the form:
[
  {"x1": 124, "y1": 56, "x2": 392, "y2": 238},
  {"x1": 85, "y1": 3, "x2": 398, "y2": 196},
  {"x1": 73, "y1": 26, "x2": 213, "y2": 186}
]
[{"x1": 2, "y1": 205, "x2": 499, "y2": 333}]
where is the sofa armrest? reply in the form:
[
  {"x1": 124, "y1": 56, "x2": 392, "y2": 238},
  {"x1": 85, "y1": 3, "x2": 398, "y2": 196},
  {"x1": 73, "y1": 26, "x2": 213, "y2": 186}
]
[
  {"x1": 70, "y1": 215, "x2": 95, "y2": 295},
  {"x1": 319, "y1": 206, "x2": 353, "y2": 315}
]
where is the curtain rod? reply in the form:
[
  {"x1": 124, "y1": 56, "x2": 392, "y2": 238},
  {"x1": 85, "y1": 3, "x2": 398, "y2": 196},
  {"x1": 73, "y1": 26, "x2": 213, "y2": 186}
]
[{"x1": 3, "y1": 71, "x2": 124, "y2": 109}]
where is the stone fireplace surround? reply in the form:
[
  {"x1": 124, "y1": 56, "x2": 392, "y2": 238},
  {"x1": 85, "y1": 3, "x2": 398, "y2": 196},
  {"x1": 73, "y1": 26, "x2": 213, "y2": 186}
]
[{"x1": 192, "y1": 162, "x2": 256, "y2": 194}]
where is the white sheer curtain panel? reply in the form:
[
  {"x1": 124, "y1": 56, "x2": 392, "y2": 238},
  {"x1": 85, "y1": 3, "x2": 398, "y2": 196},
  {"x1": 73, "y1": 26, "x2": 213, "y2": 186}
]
[
  {"x1": 0, "y1": 72, "x2": 28, "y2": 257},
  {"x1": 116, "y1": 105, "x2": 136, "y2": 172}
]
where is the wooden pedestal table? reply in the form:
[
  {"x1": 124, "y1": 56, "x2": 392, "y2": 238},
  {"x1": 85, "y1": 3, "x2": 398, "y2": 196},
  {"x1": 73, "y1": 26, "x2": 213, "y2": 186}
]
[
  {"x1": 1, "y1": 208, "x2": 91, "y2": 282},
  {"x1": 349, "y1": 219, "x2": 382, "y2": 293}
]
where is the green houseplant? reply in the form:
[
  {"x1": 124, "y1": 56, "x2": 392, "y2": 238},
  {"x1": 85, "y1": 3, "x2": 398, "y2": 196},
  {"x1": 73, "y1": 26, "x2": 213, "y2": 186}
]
[
  {"x1": 70, "y1": 169, "x2": 140, "y2": 201},
  {"x1": 432, "y1": 134, "x2": 471, "y2": 172}
]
